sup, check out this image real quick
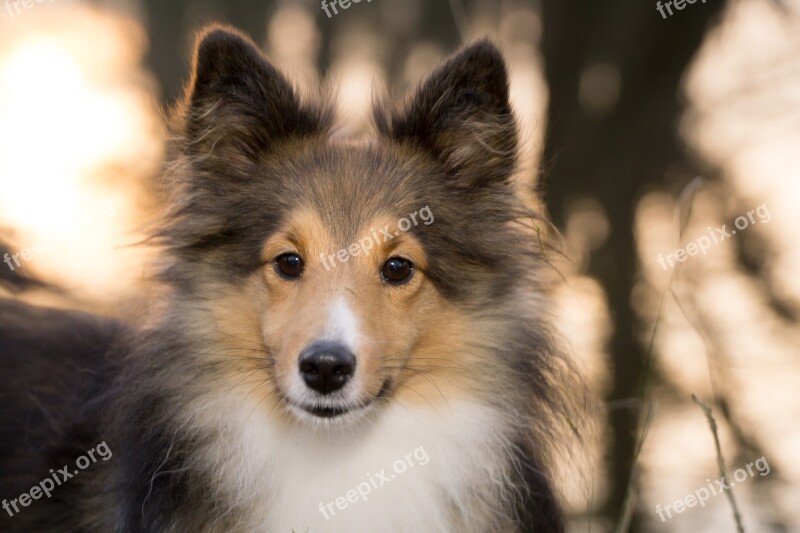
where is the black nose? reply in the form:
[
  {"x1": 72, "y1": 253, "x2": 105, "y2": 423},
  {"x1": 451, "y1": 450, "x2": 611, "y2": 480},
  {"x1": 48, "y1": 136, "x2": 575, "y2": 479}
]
[{"x1": 298, "y1": 342, "x2": 356, "y2": 395}]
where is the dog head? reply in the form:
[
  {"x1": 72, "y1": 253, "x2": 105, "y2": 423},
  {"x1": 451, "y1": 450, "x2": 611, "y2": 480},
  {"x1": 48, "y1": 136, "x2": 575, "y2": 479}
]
[{"x1": 158, "y1": 26, "x2": 550, "y2": 428}]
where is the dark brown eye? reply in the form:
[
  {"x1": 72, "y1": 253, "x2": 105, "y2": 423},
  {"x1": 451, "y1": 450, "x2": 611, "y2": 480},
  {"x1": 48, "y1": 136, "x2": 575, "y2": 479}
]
[
  {"x1": 274, "y1": 253, "x2": 304, "y2": 279},
  {"x1": 381, "y1": 257, "x2": 414, "y2": 285}
]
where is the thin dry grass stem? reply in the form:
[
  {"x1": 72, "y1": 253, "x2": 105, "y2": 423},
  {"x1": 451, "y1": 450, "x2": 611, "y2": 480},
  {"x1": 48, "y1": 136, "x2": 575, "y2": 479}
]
[
  {"x1": 691, "y1": 394, "x2": 746, "y2": 533},
  {"x1": 614, "y1": 176, "x2": 704, "y2": 532}
]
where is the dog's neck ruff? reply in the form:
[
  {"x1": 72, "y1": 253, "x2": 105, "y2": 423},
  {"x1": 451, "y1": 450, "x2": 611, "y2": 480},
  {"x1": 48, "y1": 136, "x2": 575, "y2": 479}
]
[{"x1": 189, "y1": 393, "x2": 514, "y2": 532}]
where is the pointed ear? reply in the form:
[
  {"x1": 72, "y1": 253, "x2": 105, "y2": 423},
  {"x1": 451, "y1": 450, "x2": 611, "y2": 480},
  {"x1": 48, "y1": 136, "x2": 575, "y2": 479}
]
[
  {"x1": 375, "y1": 40, "x2": 518, "y2": 187},
  {"x1": 182, "y1": 26, "x2": 331, "y2": 160}
]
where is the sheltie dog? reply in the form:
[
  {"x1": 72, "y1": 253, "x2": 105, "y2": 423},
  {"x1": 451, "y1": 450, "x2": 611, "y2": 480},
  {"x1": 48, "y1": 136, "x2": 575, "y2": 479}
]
[{"x1": 0, "y1": 26, "x2": 583, "y2": 532}]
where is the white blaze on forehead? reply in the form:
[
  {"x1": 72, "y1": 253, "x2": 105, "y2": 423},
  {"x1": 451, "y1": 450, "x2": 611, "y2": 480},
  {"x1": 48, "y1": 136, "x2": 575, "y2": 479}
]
[{"x1": 324, "y1": 297, "x2": 361, "y2": 350}]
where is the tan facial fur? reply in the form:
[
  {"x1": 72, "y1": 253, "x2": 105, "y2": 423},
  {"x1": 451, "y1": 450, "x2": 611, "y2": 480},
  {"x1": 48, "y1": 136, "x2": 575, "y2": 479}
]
[{"x1": 257, "y1": 208, "x2": 464, "y2": 417}]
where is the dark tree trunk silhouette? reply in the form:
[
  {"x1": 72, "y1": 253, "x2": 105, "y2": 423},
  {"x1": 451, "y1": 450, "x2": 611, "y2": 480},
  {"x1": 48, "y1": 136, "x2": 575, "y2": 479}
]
[
  {"x1": 137, "y1": 0, "x2": 466, "y2": 105},
  {"x1": 140, "y1": 0, "x2": 272, "y2": 103},
  {"x1": 539, "y1": 1, "x2": 726, "y2": 528}
]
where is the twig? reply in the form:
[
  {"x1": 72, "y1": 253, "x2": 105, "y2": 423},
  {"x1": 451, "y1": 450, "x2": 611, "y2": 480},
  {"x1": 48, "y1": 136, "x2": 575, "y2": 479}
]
[
  {"x1": 691, "y1": 394, "x2": 745, "y2": 533},
  {"x1": 613, "y1": 177, "x2": 704, "y2": 532},
  {"x1": 614, "y1": 402, "x2": 655, "y2": 533}
]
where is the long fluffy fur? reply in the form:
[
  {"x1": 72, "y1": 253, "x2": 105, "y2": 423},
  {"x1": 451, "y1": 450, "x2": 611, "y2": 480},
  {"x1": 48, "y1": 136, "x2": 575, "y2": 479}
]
[{"x1": 0, "y1": 26, "x2": 585, "y2": 532}]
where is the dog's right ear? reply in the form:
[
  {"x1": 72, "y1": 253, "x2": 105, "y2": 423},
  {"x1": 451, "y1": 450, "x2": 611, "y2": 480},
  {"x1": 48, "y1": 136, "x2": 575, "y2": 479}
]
[
  {"x1": 374, "y1": 40, "x2": 518, "y2": 189},
  {"x1": 181, "y1": 26, "x2": 331, "y2": 161}
]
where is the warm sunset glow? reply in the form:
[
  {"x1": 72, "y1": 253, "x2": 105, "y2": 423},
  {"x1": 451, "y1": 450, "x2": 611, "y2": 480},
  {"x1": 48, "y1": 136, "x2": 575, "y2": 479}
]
[
  {"x1": 0, "y1": 5, "x2": 160, "y2": 302},
  {"x1": 0, "y1": 0, "x2": 797, "y2": 529}
]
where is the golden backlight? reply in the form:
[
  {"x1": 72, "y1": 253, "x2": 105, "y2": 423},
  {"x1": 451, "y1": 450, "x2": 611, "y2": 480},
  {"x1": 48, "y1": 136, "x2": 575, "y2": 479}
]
[
  {"x1": 0, "y1": 0, "x2": 797, "y2": 530},
  {"x1": 0, "y1": 5, "x2": 161, "y2": 304}
]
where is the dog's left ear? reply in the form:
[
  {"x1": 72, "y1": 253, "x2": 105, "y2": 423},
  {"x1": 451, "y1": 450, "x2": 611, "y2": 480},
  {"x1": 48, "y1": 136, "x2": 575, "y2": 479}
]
[
  {"x1": 375, "y1": 40, "x2": 517, "y2": 187},
  {"x1": 182, "y1": 26, "x2": 331, "y2": 161}
]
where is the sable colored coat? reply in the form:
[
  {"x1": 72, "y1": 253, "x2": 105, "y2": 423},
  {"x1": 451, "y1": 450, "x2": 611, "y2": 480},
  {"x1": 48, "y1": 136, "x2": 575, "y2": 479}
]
[{"x1": 0, "y1": 26, "x2": 582, "y2": 532}]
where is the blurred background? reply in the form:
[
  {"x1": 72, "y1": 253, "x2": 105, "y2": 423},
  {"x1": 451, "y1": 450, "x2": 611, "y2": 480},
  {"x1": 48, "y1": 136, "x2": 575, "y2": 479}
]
[{"x1": 0, "y1": 0, "x2": 798, "y2": 531}]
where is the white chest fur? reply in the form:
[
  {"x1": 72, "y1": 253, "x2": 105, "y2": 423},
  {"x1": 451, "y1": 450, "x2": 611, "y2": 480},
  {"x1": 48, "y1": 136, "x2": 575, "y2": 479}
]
[{"x1": 192, "y1": 397, "x2": 514, "y2": 533}]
